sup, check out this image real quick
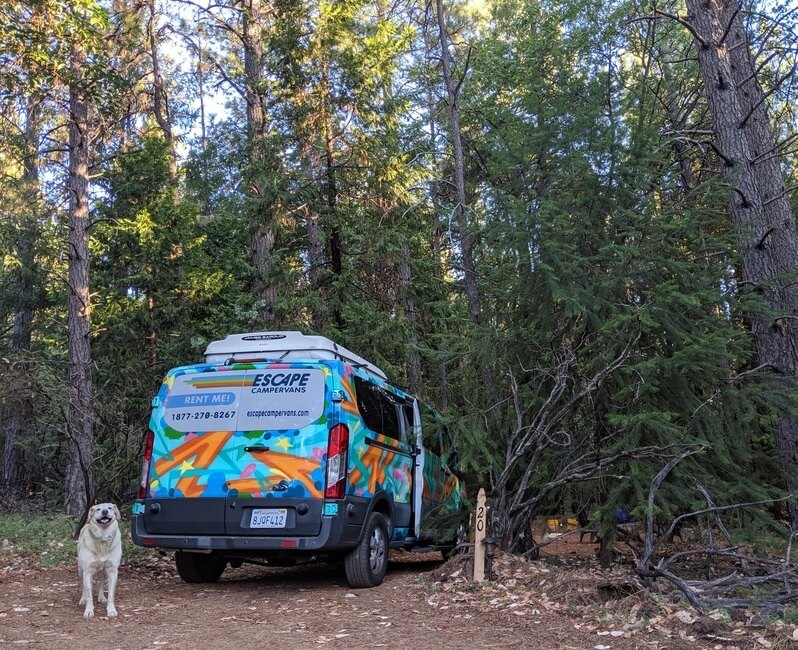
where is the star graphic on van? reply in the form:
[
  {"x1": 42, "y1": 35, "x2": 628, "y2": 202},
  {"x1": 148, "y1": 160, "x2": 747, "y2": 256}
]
[
  {"x1": 273, "y1": 437, "x2": 291, "y2": 452},
  {"x1": 180, "y1": 460, "x2": 195, "y2": 474}
]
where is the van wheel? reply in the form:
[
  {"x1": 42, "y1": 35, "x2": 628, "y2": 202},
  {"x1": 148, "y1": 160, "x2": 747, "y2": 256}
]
[
  {"x1": 345, "y1": 512, "x2": 389, "y2": 588},
  {"x1": 175, "y1": 551, "x2": 226, "y2": 583}
]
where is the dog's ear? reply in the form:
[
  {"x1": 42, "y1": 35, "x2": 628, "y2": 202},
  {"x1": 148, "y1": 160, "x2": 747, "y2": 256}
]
[{"x1": 112, "y1": 504, "x2": 120, "y2": 521}]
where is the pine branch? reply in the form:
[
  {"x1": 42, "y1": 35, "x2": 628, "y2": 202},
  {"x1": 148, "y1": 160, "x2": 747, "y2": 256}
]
[
  {"x1": 736, "y1": 51, "x2": 779, "y2": 89},
  {"x1": 728, "y1": 363, "x2": 781, "y2": 381},
  {"x1": 752, "y1": 133, "x2": 798, "y2": 164},
  {"x1": 509, "y1": 444, "x2": 670, "y2": 517},
  {"x1": 173, "y1": 0, "x2": 246, "y2": 42},
  {"x1": 739, "y1": 62, "x2": 797, "y2": 129},
  {"x1": 755, "y1": 226, "x2": 775, "y2": 250},
  {"x1": 641, "y1": 448, "x2": 701, "y2": 567},
  {"x1": 653, "y1": 9, "x2": 708, "y2": 48},
  {"x1": 637, "y1": 486, "x2": 797, "y2": 611},
  {"x1": 717, "y1": 5, "x2": 740, "y2": 48},
  {"x1": 763, "y1": 185, "x2": 798, "y2": 207},
  {"x1": 636, "y1": 564, "x2": 705, "y2": 611}
]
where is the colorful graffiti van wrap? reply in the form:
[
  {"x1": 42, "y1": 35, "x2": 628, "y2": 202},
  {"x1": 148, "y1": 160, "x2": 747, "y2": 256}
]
[{"x1": 132, "y1": 332, "x2": 465, "y2": 588}]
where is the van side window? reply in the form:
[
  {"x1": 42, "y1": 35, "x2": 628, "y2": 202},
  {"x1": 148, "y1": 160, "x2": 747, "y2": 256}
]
[
  {"x1": 354, "y1": 376, "x2": 401, "y2": 441},
  {"x1": 401, "y1": 404, "x2": 415, "y2": 443},
  {"x1": 380, "y1": 395, "x2": 400, "y2": 441},
  {"x1": 354, "y1": 376, "x2": 382, "y2": 433}
]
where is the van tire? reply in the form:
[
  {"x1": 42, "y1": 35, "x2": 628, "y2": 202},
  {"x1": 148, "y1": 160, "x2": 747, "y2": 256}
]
[
  {"x1": 344, "y1": 512, "x2": 389, "y2": 588},
  {"x1": 175, "y1": 551, "x2": 226, "y2": 583}
]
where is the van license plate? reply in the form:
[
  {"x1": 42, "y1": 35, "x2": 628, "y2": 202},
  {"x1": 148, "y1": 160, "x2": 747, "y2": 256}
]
[{"x1": 250, "y1": 509, "x2": 287, "y2": 528}]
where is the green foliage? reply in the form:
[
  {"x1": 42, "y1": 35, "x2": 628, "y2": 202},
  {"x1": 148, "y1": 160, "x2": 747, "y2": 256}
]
[
  {"x1": 0, "y1": 0, "x2": 795, "y2": 553},
  {"x1": 0, "y1": 512, "x2": 76, "y2": 566},
  {"x1": 441, "y1": 0, "x2": 790, "y2": 550},
  {"x1": 0, "y1": 512, "x2": 155, "y2": 567},
  {"x1": 89, "y1": 136, "x2": 250, "y2": 499}
]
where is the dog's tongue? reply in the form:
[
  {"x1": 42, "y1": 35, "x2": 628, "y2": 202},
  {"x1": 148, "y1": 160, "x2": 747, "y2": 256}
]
[{"x1": 98, "y1": 517, "x2": 112, "y2": 524}]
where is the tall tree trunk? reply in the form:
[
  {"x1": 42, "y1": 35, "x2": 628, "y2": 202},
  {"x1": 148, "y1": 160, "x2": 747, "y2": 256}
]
[
  {"x1": 423, "y1": 3, "x2": 449, "y2": 410},
  {"x1": 684, "y1": 0, "x2": 798, "y2": 525},
  {"x1": 65, "y1": 42, "x2": 95, "y2": 516},
  {"x1": 196, "y1": 12, "x2": 207, "y2": 152},
  {"x1": 243, "y1": 0, "x2": 277, "y2": 326},
  {"x1": 434, "y1": 0, "x2": 481, "y2": 323},
  {"x1": 297, "y1": 131, "x2": 326, "y2": 331},
  {"x1": 398, "y1": 242, "x2": 423, "y2": 391},
  {"x1": 1, "y1": 99, "x2": 40, "y2": 499},
  {"x1": 296, "y1": 46, "x2": 337, "y2": 332},
  {"x1": 144, "y1": 0, "x2": 171, "y2": 367},
  {"x1": 434, "y1": 0, "x2": 495, "y2": 402},
  {"x1": 147, "y1": 0, "x2": 175, "y2": 179},
  {"x1": 320, "y1": 56, "x2": 344, "y2": 330},
  {"x1": 656, "y1": 47, "x2": 697, "y2": 195},
  {"x1": 305, "y1": 207, "x2": 326, "y2": 332}
]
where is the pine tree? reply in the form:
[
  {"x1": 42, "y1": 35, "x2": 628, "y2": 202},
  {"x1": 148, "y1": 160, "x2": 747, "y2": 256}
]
[{"x1": 680, "y1": 0, "x2": 798, "y2": 527}]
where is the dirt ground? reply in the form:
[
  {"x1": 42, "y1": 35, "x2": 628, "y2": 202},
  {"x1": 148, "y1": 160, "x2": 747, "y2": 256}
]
[
  {"x1": 1, "y1": 537, "x2": 795, "y2": 649},
  {"x1": 0, "y1": 552, "x2": 594, "y2": 650}
]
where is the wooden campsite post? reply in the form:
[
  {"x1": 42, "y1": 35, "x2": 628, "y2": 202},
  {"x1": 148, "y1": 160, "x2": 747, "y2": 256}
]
[{"x1": 473, "y1": 488, "x2": 487, "y2": 582}]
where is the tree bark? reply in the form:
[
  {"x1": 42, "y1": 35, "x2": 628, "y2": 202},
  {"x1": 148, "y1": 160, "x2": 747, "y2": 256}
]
[
  {"x1": 423, "y1": 7, "x2": 449, "y2": 410},
  {"x1": 305, "y1": 206, "x2": 327, "y2": 332},
  {"x1": 145, "y1": 0, "x2": 176, "y2": 368},
  {"x1": 65, "y1": 41, "x2": 95, "y2": 516},
  {"x1": 684, "y1": 0, "x2": 798, "y2": 525},
  {"x1": 146, "y1": 0, "x2": 176, "y2": 180},
  {"x1": 242, "y1": 0, "x2": 277, "y2": 326},
  {"x1": 398, "y1": 242, "x2": 423, "y2": 392},
  {"x1": 194, "y1": 8, "x2": 208, "y2": 152},
  {"x1": 296, "y1": 134, "x2": 326, "y2": 331},
  {"x1": 321, "y1": 56, "x2": 344, "y2": 329},
  {"x1": 434, "y1": 0, "x2": 481, "y2": 323},
  {"x1": 1, "y1": 99, "x2": 40, "y2": 500},
  {"x1": 434, "y1": 0, "x2": 496, "y2": 403}
]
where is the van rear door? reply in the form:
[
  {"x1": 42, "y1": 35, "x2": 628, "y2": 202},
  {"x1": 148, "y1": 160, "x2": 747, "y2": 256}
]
[
  {"x1": 223, "y1": 364, "x2": 332, "y2": 537},
  {"x1": 143, "y1": 367, "x2": 240, "y2": 536},
  {"x1": 147, "y1": 363, "x2": 333, "y2": 537}
]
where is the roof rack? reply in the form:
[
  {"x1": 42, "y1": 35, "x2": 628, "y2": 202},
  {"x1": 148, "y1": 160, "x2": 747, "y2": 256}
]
[{"x1": 203, "y1": 331, "x2": 388, "y2": 381}]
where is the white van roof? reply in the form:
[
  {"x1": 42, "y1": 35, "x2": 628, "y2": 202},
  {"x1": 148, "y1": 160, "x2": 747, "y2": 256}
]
[{"x1": 203, "y1": 331, "x2": 388, "y2": 381}]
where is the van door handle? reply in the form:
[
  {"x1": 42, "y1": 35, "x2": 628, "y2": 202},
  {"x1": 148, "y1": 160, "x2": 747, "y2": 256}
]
[{"x1": 244, "y1": 445, "x2": 270, "y2": 452}]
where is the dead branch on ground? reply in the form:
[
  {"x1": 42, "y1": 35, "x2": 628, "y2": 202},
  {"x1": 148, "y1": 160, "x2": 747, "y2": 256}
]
[{"x1": 636, "y1": 455, "x2": 797, "y2": 613}]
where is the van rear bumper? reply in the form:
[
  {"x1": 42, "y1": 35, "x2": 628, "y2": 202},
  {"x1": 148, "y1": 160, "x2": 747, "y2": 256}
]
[{"x1": 130, "y1": 499, "x2": 366, "y2": 552}]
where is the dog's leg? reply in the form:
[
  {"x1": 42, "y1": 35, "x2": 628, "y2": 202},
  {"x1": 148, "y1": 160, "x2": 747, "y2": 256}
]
[
  {"x1": 78, "y1": 567, "x2": 85, "y2": 605},
  {"x1": 105, "y1": 566, "x2": 118, "y2": 617},
  {"x1": 97, "y1": 573, "x2": 107, "y2": 603},
  {"x1": 81, "y1": 568, "x2": 95, "y2": 618}
]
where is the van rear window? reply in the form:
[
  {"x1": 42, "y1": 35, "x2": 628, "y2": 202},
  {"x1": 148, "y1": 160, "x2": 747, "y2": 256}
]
[
  {"x1": 163, "y1": 368, "x2": 325, "y2": 432},
  {"x1": 353, "y1": 376, "x2": 403, "y2": 441}
]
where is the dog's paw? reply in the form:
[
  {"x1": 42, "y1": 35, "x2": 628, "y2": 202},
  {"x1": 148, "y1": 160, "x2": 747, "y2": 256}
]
[
  {"x1": 78, "y1": 595, "x2": 86, "y2": 606},
  {"x1": 83, "y1": 607, "x2": 95, "y2": 618},
  {"x1": 106, "y1": 605, "x2": 117, "y2": 618},
  {"x1": 98, "y1": 592, "x2": 107, "y2": 604}
]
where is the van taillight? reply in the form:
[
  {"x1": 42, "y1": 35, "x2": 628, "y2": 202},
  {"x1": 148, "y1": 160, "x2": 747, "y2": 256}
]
[
  {"x1": 138, "y1": 429, "x2": 155, "y2": 500},
  {"x1": 325, "y1": 424, "x2": 349, "y2": 499}
]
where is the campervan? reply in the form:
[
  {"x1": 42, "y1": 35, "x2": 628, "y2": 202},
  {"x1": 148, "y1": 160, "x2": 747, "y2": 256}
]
[{"x1": 131, "y1": 332, "x2": 464, "y2": 587}]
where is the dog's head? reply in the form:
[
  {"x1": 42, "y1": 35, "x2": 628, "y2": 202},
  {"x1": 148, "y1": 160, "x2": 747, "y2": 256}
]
[{"x1": 90, "y1": 503, "x2": 120, "y2": 528}]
